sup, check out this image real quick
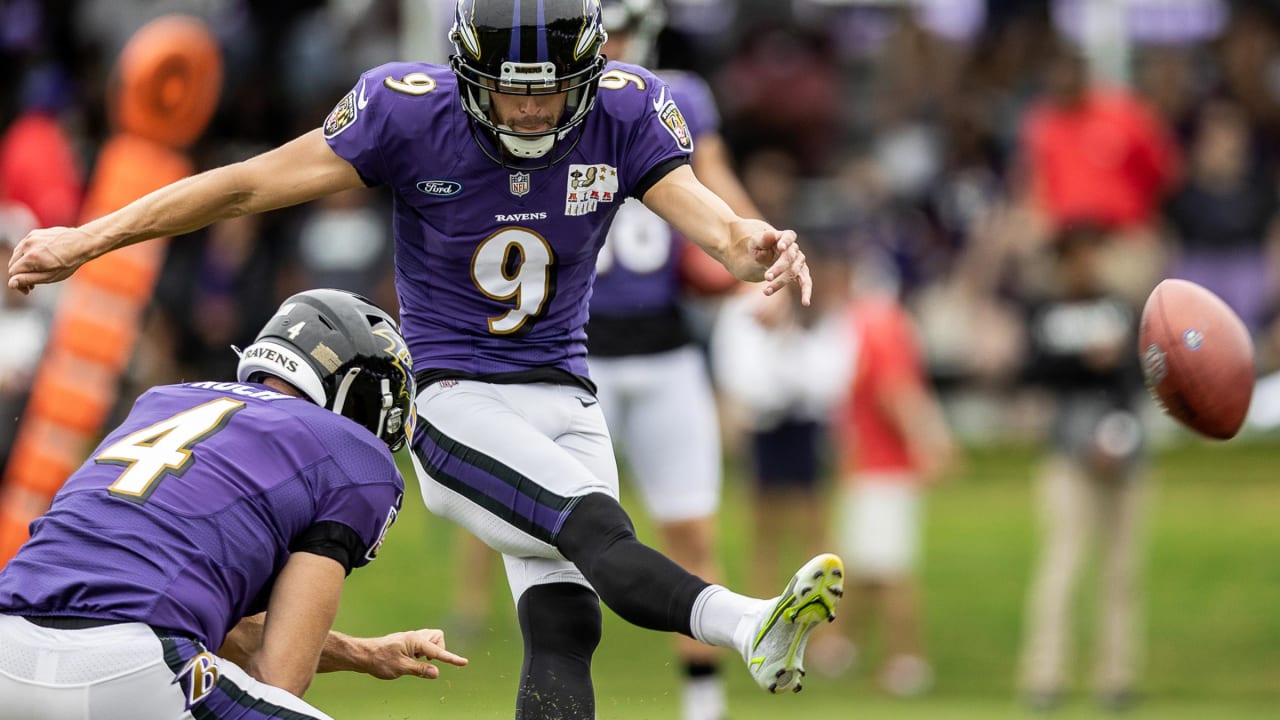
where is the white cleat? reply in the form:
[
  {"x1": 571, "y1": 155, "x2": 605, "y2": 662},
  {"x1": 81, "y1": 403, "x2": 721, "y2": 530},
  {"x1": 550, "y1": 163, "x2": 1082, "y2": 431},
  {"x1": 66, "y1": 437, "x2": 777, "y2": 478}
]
[{"x1": 741, "y1": 553, "x2": 844, "y2": 694}]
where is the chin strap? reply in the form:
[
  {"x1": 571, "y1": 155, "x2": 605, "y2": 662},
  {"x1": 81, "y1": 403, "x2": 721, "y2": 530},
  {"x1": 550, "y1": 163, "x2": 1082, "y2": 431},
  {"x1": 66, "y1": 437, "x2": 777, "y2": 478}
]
[{"x1": 496, "y1": 127, "x2": 556, "y2": 158}]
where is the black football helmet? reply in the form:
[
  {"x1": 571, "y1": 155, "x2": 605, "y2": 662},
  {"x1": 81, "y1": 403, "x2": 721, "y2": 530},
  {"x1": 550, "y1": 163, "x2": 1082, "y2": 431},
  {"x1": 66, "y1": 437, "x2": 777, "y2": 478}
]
[
  {"x1": 236, "y1": 289, "x2": 416, "y2": 451},
  {"x1": 449, "y1": 0, "x2": 608, "y2": 169}
]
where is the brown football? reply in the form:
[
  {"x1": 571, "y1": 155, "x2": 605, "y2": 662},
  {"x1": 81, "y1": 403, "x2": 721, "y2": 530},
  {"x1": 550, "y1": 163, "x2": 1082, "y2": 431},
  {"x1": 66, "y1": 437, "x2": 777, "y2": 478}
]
[{"x1": 1138, "y1": 279, "x2": 1255, "y2": 439}]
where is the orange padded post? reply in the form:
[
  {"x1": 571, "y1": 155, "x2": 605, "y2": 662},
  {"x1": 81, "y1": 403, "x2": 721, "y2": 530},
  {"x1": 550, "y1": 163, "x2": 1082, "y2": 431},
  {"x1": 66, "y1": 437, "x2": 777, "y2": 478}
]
[{"x1": 0, "y1": 15, "x2": 222, "y2": 564}]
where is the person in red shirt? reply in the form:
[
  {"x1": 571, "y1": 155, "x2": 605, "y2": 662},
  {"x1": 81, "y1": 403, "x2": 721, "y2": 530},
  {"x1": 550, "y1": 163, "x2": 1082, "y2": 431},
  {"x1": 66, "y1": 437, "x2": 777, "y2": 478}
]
[
  {"x1": 0, "y1": 66, "x2": 83, "y2": 230},
  {"x1": 0, "y1": 65, "x2": 84, "y2": 474},
  {"x1": 812, "y1": 280, "x2": 956, "y2": 697},
  {"x1": 1019, "y1": 47, "x2": 1180, "y2": 306}
]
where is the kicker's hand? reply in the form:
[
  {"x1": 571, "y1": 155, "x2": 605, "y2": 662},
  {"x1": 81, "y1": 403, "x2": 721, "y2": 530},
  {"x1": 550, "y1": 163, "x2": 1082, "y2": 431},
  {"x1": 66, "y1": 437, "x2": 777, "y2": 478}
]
[
  {"x1": 8, "y1": 226, "x2": 96, "y2": 294},
  {"x1": 747, "y1": 227, "x2": 812, "y2": 306}
]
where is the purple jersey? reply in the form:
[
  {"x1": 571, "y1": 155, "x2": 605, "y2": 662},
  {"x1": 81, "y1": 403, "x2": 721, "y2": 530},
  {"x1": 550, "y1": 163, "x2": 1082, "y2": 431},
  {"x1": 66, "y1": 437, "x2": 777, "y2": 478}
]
[
  {"x1": 324, "y1": 60, "x2": 690, "y2": 380},
  {"x1": 0, "y1": 382, "x2": 402, "y2": 649}
]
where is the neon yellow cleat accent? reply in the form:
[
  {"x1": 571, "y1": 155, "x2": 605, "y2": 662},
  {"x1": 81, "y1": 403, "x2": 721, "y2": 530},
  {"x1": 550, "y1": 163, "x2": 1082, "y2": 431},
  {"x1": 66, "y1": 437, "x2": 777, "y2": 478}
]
[{"x1": 741, "y1": 553, "x2": 844, "y2": 694}]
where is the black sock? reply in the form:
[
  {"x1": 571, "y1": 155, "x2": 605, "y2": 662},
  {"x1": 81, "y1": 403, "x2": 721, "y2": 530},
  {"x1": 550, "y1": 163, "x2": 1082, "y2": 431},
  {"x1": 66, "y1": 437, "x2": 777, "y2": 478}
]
[
  {"x1": 684, "y1": 660, "x2": 720, "y2": 678},
  {"x1": 515, "y1": 583, "x2": 601, "y2": 720}
]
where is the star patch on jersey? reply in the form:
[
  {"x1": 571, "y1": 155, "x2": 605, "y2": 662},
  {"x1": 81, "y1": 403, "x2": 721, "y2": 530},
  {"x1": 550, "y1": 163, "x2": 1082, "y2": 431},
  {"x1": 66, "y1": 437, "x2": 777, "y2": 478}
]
[
  {"x1": 564, "y1": 164, "x2": 618, "y2": 216},
  {"x1": 323, "y1": 91, "x2": 358, "y2": 139},
  {"x1": 659, "y1": 100, "x2": 693, "y2": 152}
]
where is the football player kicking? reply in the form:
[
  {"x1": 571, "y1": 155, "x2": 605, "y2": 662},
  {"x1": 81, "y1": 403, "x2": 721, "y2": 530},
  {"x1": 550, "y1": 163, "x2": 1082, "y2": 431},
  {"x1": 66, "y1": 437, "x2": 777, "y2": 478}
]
[
  {"x1": 7, "y1": 1, "x2": 843, "y2": 718},
  {"x1": 0, "y1": 289, "x2": 467, "y2": 719}
]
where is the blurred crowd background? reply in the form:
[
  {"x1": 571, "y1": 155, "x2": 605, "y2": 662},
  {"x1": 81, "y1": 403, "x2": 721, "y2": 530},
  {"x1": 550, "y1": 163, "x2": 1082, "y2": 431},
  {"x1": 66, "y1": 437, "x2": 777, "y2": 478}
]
[
  {"x1": 6, "y1": 0, "x2": 1280, "y2": 442},
  {"x1": 1, "y1": 0, "x2": 1279, "y2": 711}
]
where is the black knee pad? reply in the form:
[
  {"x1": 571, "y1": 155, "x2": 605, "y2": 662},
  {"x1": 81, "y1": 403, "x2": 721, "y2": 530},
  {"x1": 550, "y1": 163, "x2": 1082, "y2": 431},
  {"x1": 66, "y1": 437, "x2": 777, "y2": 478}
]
[
  {"x1": 557, "y1": 492, "x2": 636, "y2": 561},
  {"x1": 555, "y1": 492, "x2": 707, "y2": 636},
  {"x1": 518, "y1": 582, "x2": 602, "y2": 658}
]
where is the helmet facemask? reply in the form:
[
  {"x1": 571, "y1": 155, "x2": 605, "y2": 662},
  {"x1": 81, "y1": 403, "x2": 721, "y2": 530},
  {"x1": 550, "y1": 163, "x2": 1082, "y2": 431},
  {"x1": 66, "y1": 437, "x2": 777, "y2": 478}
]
[
  {"x1": 330, "y1": 363, "x2": 411, "y2": 453},
  {"x1": 449, "y1": 0, "x2": 608, "y2": 170}
]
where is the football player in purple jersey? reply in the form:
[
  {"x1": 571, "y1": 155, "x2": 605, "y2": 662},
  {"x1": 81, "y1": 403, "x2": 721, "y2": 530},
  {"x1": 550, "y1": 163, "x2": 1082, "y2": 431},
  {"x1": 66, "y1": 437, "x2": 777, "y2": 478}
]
[
  {"x1": 0, "y1": 289, "x2": 467, "y2": 719},
  {"x1": 7, "y1": 1, "x2": 843, "y2": 717},
  {"x1": 585, "y1": 2, "x2": 761, "y2": 719}
]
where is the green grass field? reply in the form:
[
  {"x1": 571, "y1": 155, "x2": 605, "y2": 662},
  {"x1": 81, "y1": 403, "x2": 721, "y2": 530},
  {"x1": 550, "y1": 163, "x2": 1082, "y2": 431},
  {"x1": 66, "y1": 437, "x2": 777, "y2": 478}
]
[{"x1": 307, "y1": 441, "x2": 1280, "y2": 719}]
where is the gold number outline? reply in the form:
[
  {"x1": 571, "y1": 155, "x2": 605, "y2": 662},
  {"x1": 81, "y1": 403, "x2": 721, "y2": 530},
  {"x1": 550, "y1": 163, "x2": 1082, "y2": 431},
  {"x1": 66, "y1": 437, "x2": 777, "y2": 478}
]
[
  {"x1": 97, "y1": 397, "x2": 245, "y2": 504},
  {"x1": 384, "y1": 72, "x2": 438, "y2": 96},
  {"x1": 470, "y1": 227, "x2": 557, "y2": 335},
  {"x1": 599, "y1": 69, "x2": 646, "y2": 92}
]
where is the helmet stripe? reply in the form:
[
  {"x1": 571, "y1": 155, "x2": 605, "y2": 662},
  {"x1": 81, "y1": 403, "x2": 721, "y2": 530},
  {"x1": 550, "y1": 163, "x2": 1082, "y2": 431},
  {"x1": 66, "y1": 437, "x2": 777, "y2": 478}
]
[
  {"x1": 512, "y1": 0, "x2": 544, "y2": 64},
  {"x1": 509, "y1": 0, "x2": 522, "y2": 62},
  {"x1": 536, "y1": 0, "x2": 548, "y2": 64}
]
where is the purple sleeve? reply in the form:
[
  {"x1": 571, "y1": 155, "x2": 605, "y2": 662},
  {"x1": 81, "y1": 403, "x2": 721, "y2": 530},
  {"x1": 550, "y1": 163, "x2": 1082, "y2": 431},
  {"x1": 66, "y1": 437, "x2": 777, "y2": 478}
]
[
  {"x1": 666, "y1": 72, "x2": 721, "y2": 140},
  {"x1": 620, "y1": 72, "x2": 694, "y2": 198},
  {"x1": 310, "y1": 432, "x2": 404, "y2": 570},
  {"x1": 323, "y1": 68, "x2": 393, "y2": 186}
]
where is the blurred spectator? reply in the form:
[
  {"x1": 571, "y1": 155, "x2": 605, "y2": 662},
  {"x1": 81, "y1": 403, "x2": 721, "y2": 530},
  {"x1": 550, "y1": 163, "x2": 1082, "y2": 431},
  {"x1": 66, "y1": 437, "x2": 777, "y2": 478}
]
[
  {"x1": 1017, "y1": 45, "x2": 1181, "y2": 307},
  {"x1": 1213, "y1": 4, "x2": 1280, "y2": 163},
  {"x1": 1132, "y1": 45, "x2": 1205, "y2": 138},
  {"x1": 0, "y1": 204, "x2": 52, "y2": 470},
  {"x1": 714, "y1": 22, "x2": 844, "y2": 176},
  {"x1": 0, "y1": 64, "x2": 79, "y2": 472},
  {"x1": 738, "y1": 148, "x2": 800, "y2": 225},
  {"x1": 710, "y1": 257, "x2": 853, "y2": 599},
  {"x1": 862, "y1": 8, "x2": 969, "y2": 204},
  {"x1": 0, "y1": 64, "x2": 83, "y2": 229},
  {"x1": 660, "y1": 0, "x2": 737, "y2": 70},
  {"x1": 1164, "y1": 99, "x2": 1280, "y2": 333},
  {"x1": 832, "y1": 153, "x2": 942, "y2": 308},
  {"x1": 930, "y1": 92, "x2": 1008, "y2": 254},
  {"x1": 1017, "y1": 225, "x2": 1148, "y2": 713},
  {"x1": 277, "y1": 0, "x2": 401, "y2": 135},
  {"x1": 127, "y1": 139, "x2": 296, "y2": 392},
  {"x1": 291, "y1": 187, "x2": 395, "y2": 304},
  {"x1": 145, "y1": 212, "x2": 286, "y2": 389},
  {"x1": 810, "y1": 245, "x2": 957, "y2": 698}
]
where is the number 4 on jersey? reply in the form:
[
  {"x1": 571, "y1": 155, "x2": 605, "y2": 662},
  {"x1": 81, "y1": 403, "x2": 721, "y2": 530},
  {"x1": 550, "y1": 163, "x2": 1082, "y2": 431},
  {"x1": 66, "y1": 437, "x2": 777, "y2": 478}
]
[{"x1": 96, "y1": 397, "x2": 245, "y2": 503}]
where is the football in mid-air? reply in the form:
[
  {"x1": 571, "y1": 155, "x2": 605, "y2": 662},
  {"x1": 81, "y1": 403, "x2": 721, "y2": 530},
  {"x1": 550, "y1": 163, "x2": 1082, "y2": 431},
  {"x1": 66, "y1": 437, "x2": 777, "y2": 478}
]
[{"x1": 1138, "y1": 279, "x2": 1255, "y2": 440}]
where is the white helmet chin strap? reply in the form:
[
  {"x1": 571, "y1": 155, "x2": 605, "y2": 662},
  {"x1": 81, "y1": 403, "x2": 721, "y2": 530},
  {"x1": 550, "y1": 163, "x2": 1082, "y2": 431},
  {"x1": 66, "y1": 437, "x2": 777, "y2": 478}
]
[{"x1": 496, "y1": 128, "x2": 556, "y2": 158}]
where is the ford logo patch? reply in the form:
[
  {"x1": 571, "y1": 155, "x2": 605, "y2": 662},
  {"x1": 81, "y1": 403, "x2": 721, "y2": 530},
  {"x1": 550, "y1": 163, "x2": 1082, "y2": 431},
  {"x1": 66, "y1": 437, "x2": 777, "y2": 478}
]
[{"x1": 416, "y1": 179, "x2": 463, "y2": 197}]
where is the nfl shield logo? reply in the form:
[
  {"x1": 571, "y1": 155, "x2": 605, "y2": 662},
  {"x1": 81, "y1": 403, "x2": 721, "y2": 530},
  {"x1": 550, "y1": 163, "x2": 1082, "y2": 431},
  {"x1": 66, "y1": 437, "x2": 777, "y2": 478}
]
[{"x1": 509, "y1": 172, "x2": 531, "y2": 197}]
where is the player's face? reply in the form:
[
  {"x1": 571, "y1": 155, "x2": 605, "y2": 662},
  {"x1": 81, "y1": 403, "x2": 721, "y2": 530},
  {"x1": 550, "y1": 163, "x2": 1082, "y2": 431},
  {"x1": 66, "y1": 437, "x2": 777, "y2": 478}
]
[{"x1": 486, "y1": 85, "x2": 569, "y2": 134}]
